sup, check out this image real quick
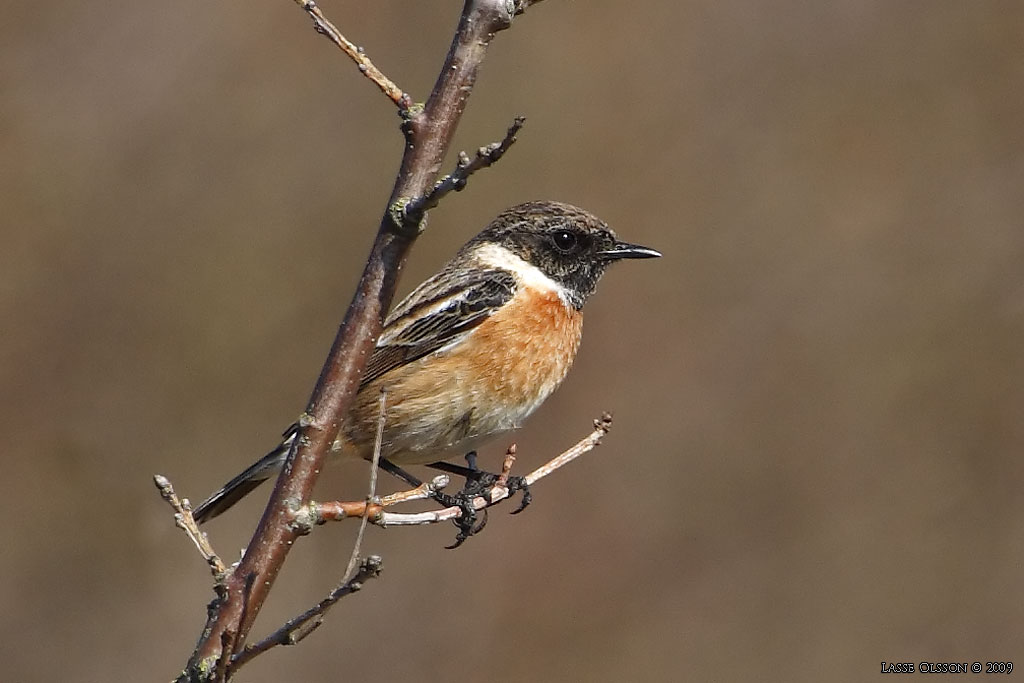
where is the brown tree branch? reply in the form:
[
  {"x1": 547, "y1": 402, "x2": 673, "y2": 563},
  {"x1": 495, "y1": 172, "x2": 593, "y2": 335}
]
[{"x1": 175, "y1": 2, "x2": 543, "y2": 680}]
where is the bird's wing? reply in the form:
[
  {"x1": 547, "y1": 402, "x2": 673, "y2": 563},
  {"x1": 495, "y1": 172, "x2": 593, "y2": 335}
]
[{"x1": 360, "y1": 269, "x2": 517, "y2": 388}]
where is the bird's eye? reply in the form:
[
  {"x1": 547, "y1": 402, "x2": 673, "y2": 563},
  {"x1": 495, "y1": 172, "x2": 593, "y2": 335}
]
[{"x1": 552, "y1": 230, "x2": 578, "y2": 252}]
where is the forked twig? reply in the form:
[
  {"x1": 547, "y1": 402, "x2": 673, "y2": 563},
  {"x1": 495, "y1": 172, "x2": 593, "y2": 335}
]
[
  {"x1": 303, "y1": 413, "x2": 613, "y2": 530},
  {"x1": 233, "y1": 390, "x2": 390, "y2": 670}
]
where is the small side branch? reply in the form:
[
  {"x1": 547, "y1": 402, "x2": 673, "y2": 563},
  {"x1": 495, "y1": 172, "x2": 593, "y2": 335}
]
[
  {"x1": 518, "y1": 413, "x2": 612, "y2": 487},
  {"x1": 230, "y1": 389, "x2": 389, "y2": 673},
  {"x1": 294, "y1": 0, "x2": 410, "y2": 109},
  {"x1": 301, "y1": 413, "x2": 613, "y2": 530},
  {"x1": 404, "y1": 116, "x2": 526, "y2": 224},
  {"x1": 231, "y1": 555, "x2": 383, "y2": 669},
  {"x1": 154, "y1": 475, "x2": 227, "y2": 578}
]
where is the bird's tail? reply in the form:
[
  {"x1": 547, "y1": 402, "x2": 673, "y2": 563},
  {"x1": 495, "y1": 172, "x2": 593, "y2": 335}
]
[{"x1": 192, "y1": 428, "x2": 296, "y2": 525}]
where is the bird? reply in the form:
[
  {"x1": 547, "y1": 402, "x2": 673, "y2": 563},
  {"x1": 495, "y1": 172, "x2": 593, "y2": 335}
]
[{"x1": 192, "y1": 200, "x2": 661, "y2": 526}]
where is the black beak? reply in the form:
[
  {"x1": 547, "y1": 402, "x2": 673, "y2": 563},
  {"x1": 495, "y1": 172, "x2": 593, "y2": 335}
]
[{"x1": 599, "y1": 240, "x2": 662, "y2": 260}]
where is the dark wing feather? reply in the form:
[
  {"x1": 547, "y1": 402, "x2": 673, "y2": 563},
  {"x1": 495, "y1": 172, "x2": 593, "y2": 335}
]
[{"x1": 360, "y1": 269, "x2": 516, "y2": 388}]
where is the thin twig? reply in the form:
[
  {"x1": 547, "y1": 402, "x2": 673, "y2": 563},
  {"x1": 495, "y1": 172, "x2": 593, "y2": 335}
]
[
  {"x1": 154, "y1": 474, "x2": 227, "y2": 577},
  {"x1": 521, "y1": 413, "x2": 613, "y2": 486},
  {"x1": 380, "y1": 475, "x2": 449, "y2": 506},
  {"x1": 231, "y1": 556, "x2": 383, "y2": 669},
  {"x1": 496, "y1": 444, "x2": 517, "y2": 489},
  {"x1": 305, "y1": 475, "x2": 449, "y2": 524},
  {"x1": 405, "y1": 116, "x2": 526, "y2": 223},
  {"x1": 294, "y1": 0, "x2": 409, "y2": 108},
  {"x1": 341, "y1": 387, "x2": 386, "y2": 578},
  {"x1": 232, "y1": 390, "x2": 389, "y2": 671},
  {"x1": 303, "y1": 414, "x2": 613, "y2": 530}
]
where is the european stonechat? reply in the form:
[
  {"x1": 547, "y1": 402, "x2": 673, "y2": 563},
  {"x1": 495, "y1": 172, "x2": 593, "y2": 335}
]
[{"x1": 193, "y1": 200, "x2": 660, "y2": 524}]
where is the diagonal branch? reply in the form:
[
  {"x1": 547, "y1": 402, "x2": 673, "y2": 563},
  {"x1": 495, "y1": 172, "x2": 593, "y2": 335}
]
[
  {"x1": 404, "y1": 116, "x2": 526, "y2": 224},
  {"x1": 154, "y1": 474, "x2": 227, "y2": 578},
  {"x1": 231, "y1": 555, "x2": 383, "y2": 670},
  {"x1": 293, "y1": 0, "x2": 409, "y2": 109}
]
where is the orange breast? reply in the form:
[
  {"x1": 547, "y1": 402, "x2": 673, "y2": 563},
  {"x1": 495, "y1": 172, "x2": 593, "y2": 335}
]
[
  {"x1": 464, "y1": 287, "x2": 583, "y2": 407},
  {"x1": 339, "y1": 286, "x2": 583, "y2": 465}
]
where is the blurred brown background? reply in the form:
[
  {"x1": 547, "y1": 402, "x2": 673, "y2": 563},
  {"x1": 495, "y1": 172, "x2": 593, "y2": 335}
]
[{"x1": 2, "y1": 1, "x2": 1022, "y2": 681}]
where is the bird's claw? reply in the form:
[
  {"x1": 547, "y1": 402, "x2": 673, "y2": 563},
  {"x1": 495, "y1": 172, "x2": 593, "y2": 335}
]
[
  {"x1": 506, "y1": 475, "x2": 532, "y2": 514},
  {"x1": 428, "y1": 455, "x2": 531, "y2": 548},
  {"x1": 437, "y1": 490, "x2": 488, "y2": 549}
]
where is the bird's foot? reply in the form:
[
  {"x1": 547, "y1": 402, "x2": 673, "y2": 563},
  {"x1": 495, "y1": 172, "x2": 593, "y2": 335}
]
[
  {"x1": 425, "y1": 452, "x2": 532, "y2": 547},
  {"x1": 430, "y1": 488, "x2": 488, "y2": 550}
]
